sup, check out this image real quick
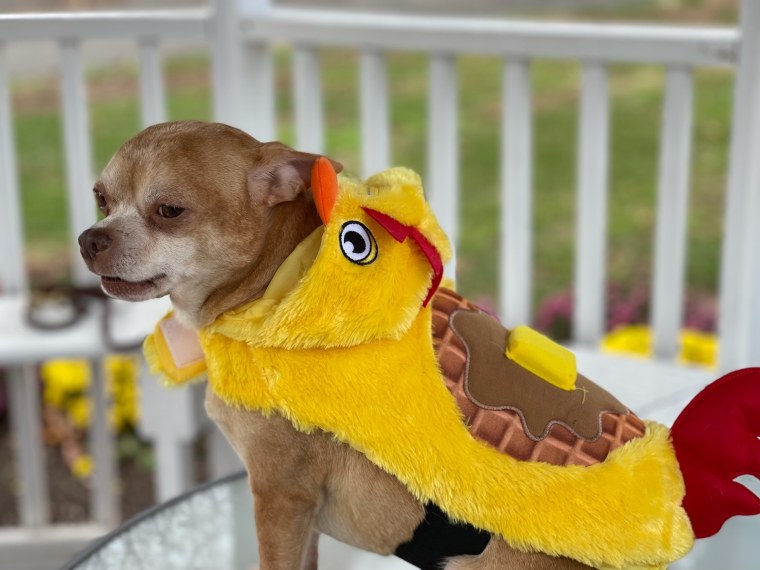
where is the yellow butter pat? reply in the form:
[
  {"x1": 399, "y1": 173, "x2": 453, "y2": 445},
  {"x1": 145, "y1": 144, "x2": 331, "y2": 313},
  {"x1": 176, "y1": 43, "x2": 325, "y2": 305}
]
[{"x1": 506, "y1": 326, "x2": 577, "y2": 391}]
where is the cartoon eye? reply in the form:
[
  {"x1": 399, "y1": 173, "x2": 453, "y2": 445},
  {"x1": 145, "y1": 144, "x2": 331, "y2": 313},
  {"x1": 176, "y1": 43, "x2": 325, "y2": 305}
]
[{"x1": 340, "y1": 221, "x2": 378, "y2": 265}]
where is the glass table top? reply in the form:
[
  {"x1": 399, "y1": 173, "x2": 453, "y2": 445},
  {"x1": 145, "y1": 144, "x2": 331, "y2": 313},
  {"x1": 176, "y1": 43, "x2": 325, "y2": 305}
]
[
  {"x1": 60, "y1": 471, "x2": 413, "y2": 570},
  {"x1": 61, "y1": 471, "x2": 759, "y2": 570}
]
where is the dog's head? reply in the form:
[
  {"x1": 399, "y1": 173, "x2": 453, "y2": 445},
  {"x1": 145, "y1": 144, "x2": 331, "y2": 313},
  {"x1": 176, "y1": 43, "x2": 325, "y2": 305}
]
[{"x1": 79, "y1": 120, "x2": 341, "y2": 325}]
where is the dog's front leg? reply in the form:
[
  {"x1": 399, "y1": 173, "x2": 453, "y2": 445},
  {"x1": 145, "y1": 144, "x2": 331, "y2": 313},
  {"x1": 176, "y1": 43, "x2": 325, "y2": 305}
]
[
  {"x1": 205, "y1": 394, "x2": 325, "y2": 569},
  {"x1": 253, "y1": 488, "x2": 319, "y2": 570}
]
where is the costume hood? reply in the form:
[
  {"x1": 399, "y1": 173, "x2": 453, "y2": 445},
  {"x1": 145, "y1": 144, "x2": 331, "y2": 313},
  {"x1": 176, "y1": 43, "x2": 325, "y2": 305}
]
[{"x1": 145, "y1": 161, "x2": 693, "y2": 570}]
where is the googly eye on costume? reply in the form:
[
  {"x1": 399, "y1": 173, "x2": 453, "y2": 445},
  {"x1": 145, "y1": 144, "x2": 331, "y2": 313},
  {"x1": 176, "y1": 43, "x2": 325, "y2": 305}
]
[{"x1": 339, "y1": 221, "x2": 378, "y2": 265}]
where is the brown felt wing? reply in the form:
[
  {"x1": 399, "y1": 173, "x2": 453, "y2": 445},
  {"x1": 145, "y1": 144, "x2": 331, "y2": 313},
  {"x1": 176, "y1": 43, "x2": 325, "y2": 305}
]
[{"x1": 431, "y1": 288, "x2": 645, "y2": 467}]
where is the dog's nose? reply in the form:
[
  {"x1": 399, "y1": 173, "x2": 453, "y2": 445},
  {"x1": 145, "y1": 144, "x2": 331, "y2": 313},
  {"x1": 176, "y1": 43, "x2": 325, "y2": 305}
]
[{"x1": 78, "y1": 228, "x2": 112, "y2": 260}]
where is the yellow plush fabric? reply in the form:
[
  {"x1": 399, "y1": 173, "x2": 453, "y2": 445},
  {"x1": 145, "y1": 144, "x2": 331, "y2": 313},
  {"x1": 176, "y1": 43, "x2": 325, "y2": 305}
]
[
  {"x1": 211, "y1": 168, "x2": 451, "y2": 351},
  {"x1": 201, "y1": 312, "x2": 692, "y2": 569},
  {"x1": 145, "y1": 167, "x2": 694, "y2": 569}
]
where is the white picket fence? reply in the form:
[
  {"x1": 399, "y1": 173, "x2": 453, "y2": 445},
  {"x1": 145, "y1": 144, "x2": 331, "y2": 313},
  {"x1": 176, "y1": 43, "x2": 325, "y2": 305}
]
[{"x1": 0, "y1": 0, "x2": 759, "y2": 568}]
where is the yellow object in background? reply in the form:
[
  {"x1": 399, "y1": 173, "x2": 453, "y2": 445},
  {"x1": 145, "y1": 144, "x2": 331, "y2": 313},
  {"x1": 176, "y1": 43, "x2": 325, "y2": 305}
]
[
  {"x1": 601, "y1": 325, "x2": 717, "y2": 369},
  {"x1": 41, "y1": 359, "x2": 91, "y2": 408},
  {"x1": 506, "y1": 326, "x2": 577, "y2": 391},
  {"x1": 600, "y1": 325, "x2": 653, "y2": 359},
  {"x1": 39, "y1": 356, "x2": 140, "y2": 480},
  {"x1": 40, "y1": 355, "x2": 141, "y2": 431},
  {"x1": 678, "y1": 330, "x2": 718, "y2": 368},
  {"x1": 71, "y1": 454, "x2": 94, "y2": 479}
]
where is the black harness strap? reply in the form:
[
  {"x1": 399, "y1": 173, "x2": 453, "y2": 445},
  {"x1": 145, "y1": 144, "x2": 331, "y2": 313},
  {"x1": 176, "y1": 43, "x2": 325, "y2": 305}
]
[{"x1": 394, "y1": 503, "x2": 490, "y2": 569}]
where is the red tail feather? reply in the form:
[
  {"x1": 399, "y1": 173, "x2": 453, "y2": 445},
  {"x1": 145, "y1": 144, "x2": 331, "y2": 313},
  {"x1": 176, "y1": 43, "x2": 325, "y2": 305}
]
[{"x1": 670, "y1": 367, "x2": 760, "y2": 538}]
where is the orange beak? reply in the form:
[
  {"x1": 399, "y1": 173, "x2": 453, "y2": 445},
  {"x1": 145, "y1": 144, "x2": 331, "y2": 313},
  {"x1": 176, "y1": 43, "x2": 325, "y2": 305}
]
[{"x1": 311, "y1": 156, "x2": 338, "y2": 225}]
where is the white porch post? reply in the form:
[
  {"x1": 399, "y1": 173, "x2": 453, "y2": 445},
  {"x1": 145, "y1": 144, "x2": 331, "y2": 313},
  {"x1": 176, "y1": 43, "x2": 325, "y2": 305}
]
[
  {"x1": 651, "y1": 67, "x2": 694, "y2": 359},
  {"x1": 427, "y1": 54, "x2": 459, "y2": 280},
  {"x1": 0, "y1": 41, "x2": 26, "y2": 294},
  {"x1": 719, "y1": 0, "x2": 760, "y2": 370},
  {"x1": 211, "y1": 0, "x2": 275, "y2": 140},
  {"x1": 500, "y1": 59, "x2": 533, "y2": 328},
  {"x1": 6, "y1": 366, "x2": 50, "y2": 527},
  {"x1": 294, "y1": 45, "x2": 324, "y2": 154},
  {"x1": 59, "y1": 38, "x2": 97, "y2": 287},
  {"x1": 573, "y1": 62, "x2": 610, "y2": 345},
  {"x1": 138, "y1": 36, "x2": 168, "y2": 127},
  {"x1": 360, "y1": 50, "x2": 390, "y2": 178},
  {"x1": 138, "y1": 363, "x2": 199, "y2": 501}
]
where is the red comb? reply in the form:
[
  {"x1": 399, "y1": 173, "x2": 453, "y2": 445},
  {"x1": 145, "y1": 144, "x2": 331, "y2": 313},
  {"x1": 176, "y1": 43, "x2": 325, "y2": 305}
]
[{"x1": 362, "y1": 208, "x2": 443, "y2": 308}]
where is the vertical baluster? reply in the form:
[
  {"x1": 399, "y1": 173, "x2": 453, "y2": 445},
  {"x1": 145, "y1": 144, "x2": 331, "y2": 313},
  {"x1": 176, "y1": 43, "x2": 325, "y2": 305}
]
[
  {"x1": 139, "y1": 363, "x2": 198, "y2": 501},
  {"x1": 231, "y1": 474, "x2": 257, "y2": 570},
  {"x1": 60, "y1": 38, "x2": 97, "y2": 286},
  {"x1": 7, "y1": 366, "x2": 50, "y2": 527},
  {"x1": 652, "y1": 67, "x2": 694, "y2": 358},
  {"x1": 293, "y1": 45, "x2": 324, "y2": 154},
  {"x1": 573, "y1": 63, "x2": 610, "y2": 345},
  {"x1": 240, "y1": 43, "x2": 276, "y2": 141},
  {"x1": 89, "y1": 358, "x2": 118, "y2": 525},
  {"x1": 212, "y1": 0, "x2": 275, "y2": 139},
  {"x1": 138, "y1": 37, "x2": 167, "y2": 127},
  {"x1": 360, "y1": 50, "x2": 390, "y2": 178},
  {"x1": 500, "y1": 59, "x2": 533, "y2": 328},
  {"x1": 207, "y1": 423, "x2": 243, "y2": 480},
  {"x1": 720, "y1": 0, "x2": 760, "y2": 370},
  {"x1": 211, "y1": 0, "x2": 239, "y2": 125},
  {"x1": 427, "y1": 54, "x2": 458, "y2": 278},
  {"x1": 0, "y1": 41, "x2": 26, "y2": 294}
]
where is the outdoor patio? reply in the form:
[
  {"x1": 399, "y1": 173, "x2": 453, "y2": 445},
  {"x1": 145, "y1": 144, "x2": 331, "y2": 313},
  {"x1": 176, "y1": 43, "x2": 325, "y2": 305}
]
[{"x1": 0, "y1": 0, "x2": 758, "y2": 569}]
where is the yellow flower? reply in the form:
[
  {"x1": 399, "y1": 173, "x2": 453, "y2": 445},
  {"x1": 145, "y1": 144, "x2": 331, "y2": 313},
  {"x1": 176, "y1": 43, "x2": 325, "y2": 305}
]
[
  {"x1": 42, "y1": 382, "x2": 66, "y2": 408},
  {"x1": 108, "y1": 408, "x2": 123, "y2": 432},
  {"x1": 600, "y1": 325, "x2": 653, "y2": 358},
  {"x1": 40, "y1": 360, "x2": 91, "y2": 394},
  {"x1": 679, "y1": 329, "x2": 718, "y2": 368},
  {"x1": 106, "y1": 355, "x2": 137, "y2": 385},
  {"x1": 105, "y1": 356, "x2": 140, "y2": 429},
  {"x1": 41, "y1": 355, "x2": 141, "y2": 432},
  {"x1": 67, "y1": 396, "x2": 92, "y2": 429},
  {"x1": 601, "y1": 325, "x2": 718, "y2": 368},
  {"x1": 71, "y1": 454, "x2": 93, "y2": 479}
]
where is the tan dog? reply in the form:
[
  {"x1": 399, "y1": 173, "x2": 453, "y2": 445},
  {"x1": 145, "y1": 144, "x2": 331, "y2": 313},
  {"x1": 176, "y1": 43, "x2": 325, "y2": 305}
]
[{"x1": 79, "y1": 121, "x2": 591, "y2": 570}]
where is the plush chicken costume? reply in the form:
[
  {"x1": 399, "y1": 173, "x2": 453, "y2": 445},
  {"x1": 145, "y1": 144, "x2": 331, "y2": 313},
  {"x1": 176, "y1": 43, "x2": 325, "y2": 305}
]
[{"x1": 145, "y1": 159, "x2": 760, "y2": 570}]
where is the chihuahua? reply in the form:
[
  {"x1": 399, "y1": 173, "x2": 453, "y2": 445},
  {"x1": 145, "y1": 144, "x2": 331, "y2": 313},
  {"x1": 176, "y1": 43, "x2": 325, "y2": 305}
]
[{"x1": 79, "y1": 121, "x2": 590, "y2": 570}]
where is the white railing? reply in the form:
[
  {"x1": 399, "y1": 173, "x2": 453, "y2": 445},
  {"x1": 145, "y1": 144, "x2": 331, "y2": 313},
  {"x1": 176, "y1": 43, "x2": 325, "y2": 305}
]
[
  {"x1": 0, "y1": 7, "x2": 215, "y2": 568},
  {"x1": 1, "y1": 0, "x2": 759, "y2": 568},
  {"x1": 230, "y1": 3, "x2": 756, "y2": 366}
]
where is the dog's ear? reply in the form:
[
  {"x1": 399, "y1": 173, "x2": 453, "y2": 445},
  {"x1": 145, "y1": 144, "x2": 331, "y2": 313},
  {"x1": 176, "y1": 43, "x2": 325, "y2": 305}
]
[{"x1": 248, "y1": 146, "x2": 343, "y2": 208}]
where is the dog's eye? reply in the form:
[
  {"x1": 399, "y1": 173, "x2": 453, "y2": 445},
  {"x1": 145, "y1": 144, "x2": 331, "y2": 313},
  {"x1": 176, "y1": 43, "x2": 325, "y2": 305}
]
[
  {"x1": 339, "y1": 221, "x2": 377, "y2": 265},
  {"x1": 157, "y1": 205, "x2": 185, "y2": 219},
  {"x1": 94, "y1": 191, "x2": 108, "y2": 215}
]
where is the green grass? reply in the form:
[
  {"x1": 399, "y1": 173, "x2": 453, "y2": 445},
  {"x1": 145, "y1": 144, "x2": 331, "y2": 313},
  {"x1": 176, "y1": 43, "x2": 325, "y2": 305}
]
[{"x1": 13, "y1": 45, "x2": 733, "y2": 310}]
